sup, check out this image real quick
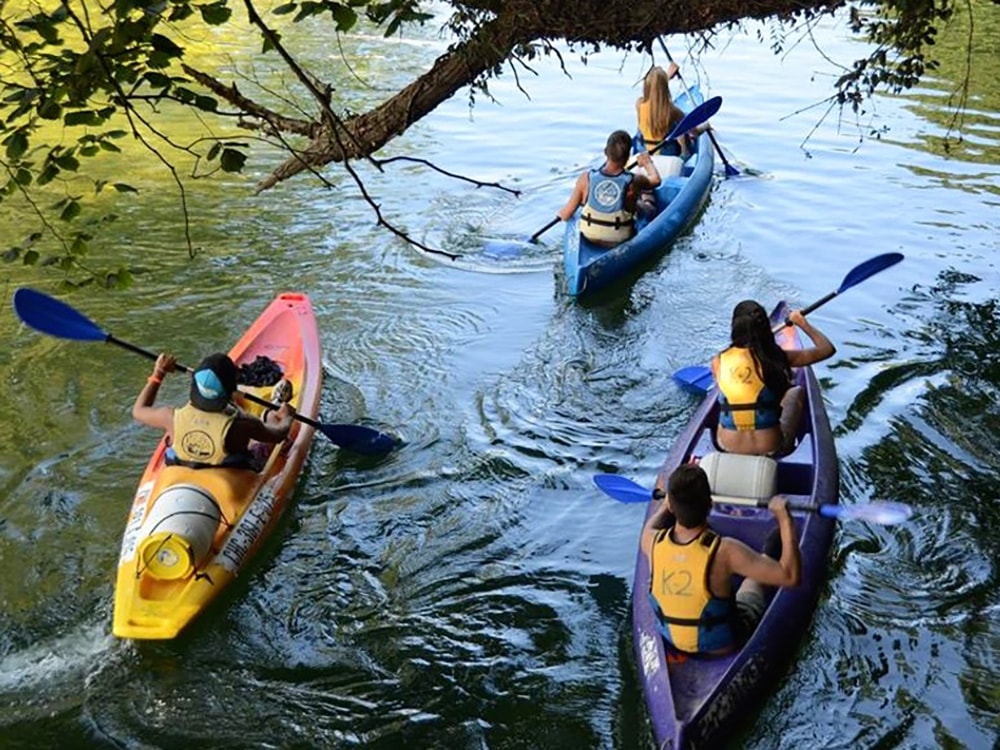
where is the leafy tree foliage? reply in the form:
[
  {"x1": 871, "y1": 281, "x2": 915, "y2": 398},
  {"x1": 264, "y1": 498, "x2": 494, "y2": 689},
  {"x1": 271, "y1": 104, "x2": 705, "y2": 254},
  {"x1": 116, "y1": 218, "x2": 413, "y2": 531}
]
[{"x1": 0, "y1": 0, "x2": 989, "y2": 285}]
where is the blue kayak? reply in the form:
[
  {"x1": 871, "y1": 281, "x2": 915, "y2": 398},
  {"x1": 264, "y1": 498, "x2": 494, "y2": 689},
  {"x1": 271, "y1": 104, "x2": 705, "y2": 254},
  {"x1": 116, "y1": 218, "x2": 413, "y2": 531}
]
[
  {"x1": 632, "y1": 302, "x2": 839, "y2": 748},
  {"x1": 562, "y1": 86, "x2": 715, "y2": 298}
]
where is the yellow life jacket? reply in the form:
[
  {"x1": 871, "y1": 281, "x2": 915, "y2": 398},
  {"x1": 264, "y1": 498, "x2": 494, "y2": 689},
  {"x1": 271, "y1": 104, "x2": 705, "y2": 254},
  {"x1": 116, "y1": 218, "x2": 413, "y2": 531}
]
[
  {"x1": 648, "y1": 526, "x2": 736, "y2": 653},
  {"x1": 638, "y1": 100, "x2": 681, "y2": 157},
  {"x1": 716, "y1": 347, "x2": 782, "y2": 431},
  {"x1": 172, "y1": 403, "x2": 237, "y2": 466}
]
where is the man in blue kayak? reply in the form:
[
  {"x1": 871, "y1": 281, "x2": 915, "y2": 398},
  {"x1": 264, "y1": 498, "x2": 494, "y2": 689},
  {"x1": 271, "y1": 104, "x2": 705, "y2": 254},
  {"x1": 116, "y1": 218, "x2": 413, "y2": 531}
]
[
  {"x1": 640, "y1": 463, "x2": 801, "y2": 655},
  {"x1": 556, "y1": 129, "x2": 661, "y2": 248},
  {"x1": 132, "y1": 351, "x2": 295, "y2": 470}
]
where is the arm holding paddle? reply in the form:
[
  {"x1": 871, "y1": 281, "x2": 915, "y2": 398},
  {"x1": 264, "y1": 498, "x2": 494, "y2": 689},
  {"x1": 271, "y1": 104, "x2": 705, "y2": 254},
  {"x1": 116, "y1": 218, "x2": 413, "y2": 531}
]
[
  {"x1": 639, "y1": 486, "x2": 676, "y2": 559},
  {"x1": 632, "y1": 151, "x2": 662, "y2": 188},
  {"x1": 555, "y1": 171, "x2": 589, "y2": 224},
  {"x1": 245, "y1": 402, "x2": 296, "y2": 443},
  {"x1": 784, "y1": 310, "x2": 836, "y2": 368},
  {"x1": 132, "y1": 352, "x2": 178, "y2": 433},
  {"x1": 721, "y1": 496, "x2": 802, "y2": 588}
]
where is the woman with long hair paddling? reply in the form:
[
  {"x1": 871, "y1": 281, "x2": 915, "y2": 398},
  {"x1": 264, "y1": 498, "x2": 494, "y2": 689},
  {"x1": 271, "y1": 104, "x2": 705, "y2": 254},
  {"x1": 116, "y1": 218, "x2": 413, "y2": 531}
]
[
  {"x1": 634, "y1": 62, "x2": 688, "y2": 179},
  {"x1": 711, "y1": 300, "x2": 835, "y2": 456}
]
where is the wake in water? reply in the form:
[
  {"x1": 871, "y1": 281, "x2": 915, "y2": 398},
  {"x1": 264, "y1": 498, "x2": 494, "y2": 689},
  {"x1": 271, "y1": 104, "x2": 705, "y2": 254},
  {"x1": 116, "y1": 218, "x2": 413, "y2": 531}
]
[
  {"x1": 0, "y1": 623, "x2": 120, "y2": 723},
  {"x1": 0, "y1": 622, "x2": 115, "y2": 691}
]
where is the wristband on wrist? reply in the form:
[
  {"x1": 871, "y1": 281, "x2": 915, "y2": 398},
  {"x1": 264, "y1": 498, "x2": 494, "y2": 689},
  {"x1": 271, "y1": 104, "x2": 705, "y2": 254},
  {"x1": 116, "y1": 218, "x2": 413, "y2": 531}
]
[{"x1": 147, "y1": 374, "x2": 162, "y2": 386}]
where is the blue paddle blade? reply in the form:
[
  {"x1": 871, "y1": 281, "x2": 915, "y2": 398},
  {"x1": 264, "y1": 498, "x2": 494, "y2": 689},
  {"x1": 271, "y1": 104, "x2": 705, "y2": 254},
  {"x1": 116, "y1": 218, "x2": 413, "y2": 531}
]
[
  {"x1": 673, "y1": 365, "x2": 715, "y2": 394},
  {"x1": 13, "y1": 287, "x2": 109, "y2": 342},
  {"x1": 838, "y1": 252, "x2": 904, "y2": 293},
  {"x1": 666, "y1": 96, "x2": 722, "y2": 142},
  {"x1": 593, "y1": 474, "x2": 652, "y2": 503},
  {"x1": 320, "y1": 423, "x2": 402, "y2": 456}
]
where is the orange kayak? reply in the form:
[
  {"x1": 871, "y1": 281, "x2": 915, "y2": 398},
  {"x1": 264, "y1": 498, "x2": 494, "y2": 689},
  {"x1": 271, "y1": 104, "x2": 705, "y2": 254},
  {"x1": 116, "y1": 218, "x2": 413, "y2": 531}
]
[{"x1": 112, "y1": 293, "x2": 322, "y2": 639}]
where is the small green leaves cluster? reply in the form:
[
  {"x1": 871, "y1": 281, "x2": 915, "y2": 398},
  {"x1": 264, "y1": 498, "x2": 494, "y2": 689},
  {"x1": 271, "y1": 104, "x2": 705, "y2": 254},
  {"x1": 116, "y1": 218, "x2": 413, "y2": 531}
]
[
  {"x1": 0, "y1": 0, "x2": 439, "y2": 286},
  {"x1": 271, "y1": 0, "x2": 432, "y2": 37},
  {"x1": 839, "y1": 0, "x2": 955, "y2": 110},
  {"x1": 0, "y1": 0, "x2": 241, "y2": 285}
]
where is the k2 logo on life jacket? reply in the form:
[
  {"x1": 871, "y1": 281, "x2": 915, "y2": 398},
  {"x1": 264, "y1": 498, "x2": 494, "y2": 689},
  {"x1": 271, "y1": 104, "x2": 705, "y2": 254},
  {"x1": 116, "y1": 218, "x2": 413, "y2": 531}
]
[{"x1": 729, "y1": 364, "x2": 753, "y2": 384}]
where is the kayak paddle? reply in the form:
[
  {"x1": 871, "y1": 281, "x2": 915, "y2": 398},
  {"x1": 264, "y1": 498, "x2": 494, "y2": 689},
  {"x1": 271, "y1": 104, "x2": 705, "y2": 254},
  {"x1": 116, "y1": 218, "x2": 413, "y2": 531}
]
[
  {"x1": 486, "y1": 95, "x2": 723, "y2": 254},
  {"x1": 593, "y1": 474, "x2": 913, "y2": 525},
  {"x1": 658, "y1": 40, "x2": 740, "y2": 177},
  {"x1": 12, "y1": 287, "x2": 402, "y2": 456},
  {"x1": 623, "y1": 94, "x2": 722, "y2": 171},
  {"x1": 672, "y1": 251, "x2": 905, "y2": 393}
]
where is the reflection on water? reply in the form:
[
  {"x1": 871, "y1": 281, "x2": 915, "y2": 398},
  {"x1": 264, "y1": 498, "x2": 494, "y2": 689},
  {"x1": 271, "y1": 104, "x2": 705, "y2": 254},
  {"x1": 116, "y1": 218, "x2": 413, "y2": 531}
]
[
  {"x1": 891, "y1": 0, "x2": 1000, "y2": 172},
  {"x1": 1, "y1": 11, "x2": 999, "y2": 750}
]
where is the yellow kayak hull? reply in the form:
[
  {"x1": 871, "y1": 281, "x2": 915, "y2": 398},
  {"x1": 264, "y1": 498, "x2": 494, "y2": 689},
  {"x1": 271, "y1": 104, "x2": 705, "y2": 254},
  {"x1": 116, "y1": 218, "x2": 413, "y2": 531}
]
[{"x1": 112, "y1": 293, "x2": 322, "y2": 639}]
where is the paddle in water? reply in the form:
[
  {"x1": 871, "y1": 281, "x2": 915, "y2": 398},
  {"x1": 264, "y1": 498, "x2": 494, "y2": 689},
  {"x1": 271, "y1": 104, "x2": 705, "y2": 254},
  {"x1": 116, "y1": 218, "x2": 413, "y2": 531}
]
[
  {"x1": 672, "y1": 251, "x2": 905, "y2": 393},
  {"x1": 484, "y1": 95, "x2": 723, "y2": 256},
  {"x1": 592, "y1": 474, "x2": 912, "y2": 524},
  {"x1": 12, "y1": 287, "x2": 402, "y2": 455}
]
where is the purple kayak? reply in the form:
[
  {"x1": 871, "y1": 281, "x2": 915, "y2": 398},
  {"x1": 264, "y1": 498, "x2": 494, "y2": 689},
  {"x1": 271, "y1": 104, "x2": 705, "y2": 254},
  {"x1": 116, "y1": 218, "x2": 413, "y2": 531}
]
[{"x1": 632, "y1": 301, "x2": 839, "y2": 749}]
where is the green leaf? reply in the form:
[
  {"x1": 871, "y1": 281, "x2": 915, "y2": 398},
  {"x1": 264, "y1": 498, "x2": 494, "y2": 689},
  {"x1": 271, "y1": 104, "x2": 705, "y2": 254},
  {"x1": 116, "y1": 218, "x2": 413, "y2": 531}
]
[
  {"x1": 70, "y1": 236, "x2": 88, "y2": 254},
  {"x1": 38, "y1": 99, "x2": 62, "y2": 120},
  {"x1": 23, "y1": 250, "x2": 39, "y2": 266},
  {"x1": 262, "y1": 30, "x2": 281, "y2": 53},
  {"x1": 331, "y1": 5, "x2": 358, "y2": 30},
  {"x1": 104, "y1": 267, "x2": 133, "y2": 289},
  {"x1": 37, "y1": 164, "x2": 58, "y2": 185},
  {"x1": 65, "y1": 110, "x2": 99, "y2": 126},
  {"x1": 194, "y1": 95, "x2": 218, "y2": 112},
  {"x1": 60, "y1": 200, "x2": 82, "y2": 221},
  {"x1": 145, "y1": 71, "x2": 172, "y2": 89},
  {"x1": 6, "y1": 131, "x2": 29, "y2": 160},
  {"x1": 200, "y1": 2, "x2": 232, "y2": 24},
  {"x1": 169, "y1": 4, "x2": 194, "y2": 21},
  {"x1": 207, "y1": 142, "x2": 221, "y2": 161},
  {"x1": 150, "y1": 34, "x2": 184, "y2": 57},
  {"x1": 14, "y1": 169, "x2": 32, "y2": 186},
  {"x1": 99, "y1": 141, "x2": 122, "y2": 153},
  {"x1": 113, "y1": 183, "x2": 139, "y2": 193},
  {"x1": 2, "y1": 247, "x2": 21, "y2": 263},
  {"x1": 273, "y1": 2, "x2": 297, "y2": 14},
  {"x1": 54, "y1": 153, "x2": 80, "y2": 171},
  {"x1": 220, "y1": 147, "x2": 247, "y2": 173}
]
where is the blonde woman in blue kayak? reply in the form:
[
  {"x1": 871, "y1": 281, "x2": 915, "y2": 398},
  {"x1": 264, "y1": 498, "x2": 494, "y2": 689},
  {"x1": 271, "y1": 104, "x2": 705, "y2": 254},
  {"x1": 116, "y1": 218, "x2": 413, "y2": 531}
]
[
  {"x1": 633, "y1": 62, "x2": 688, "y2": 179},
  {"x1": 711, "y1": 300, "x2": 835, "y2": 456}
]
